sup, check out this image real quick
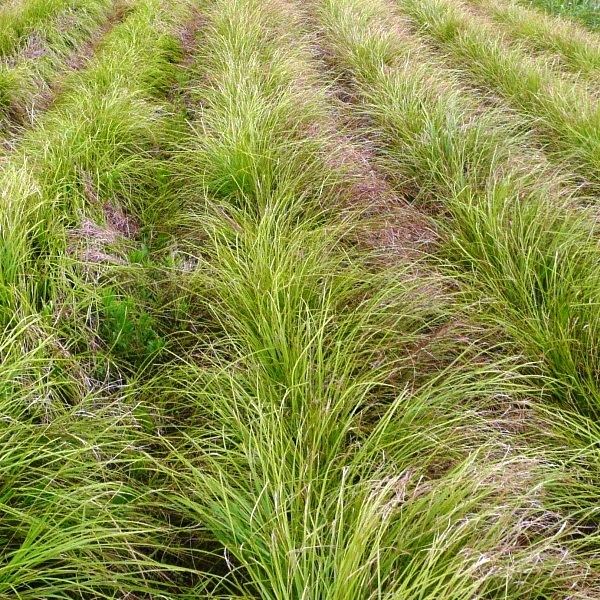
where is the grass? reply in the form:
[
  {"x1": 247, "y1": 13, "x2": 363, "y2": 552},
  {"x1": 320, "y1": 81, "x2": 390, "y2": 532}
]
[
  {"x1": 0, "y1": 394, "x2": 180, "y2": 597},
  {"x1": 0, "y1": 0, "x2": 203, "y2": 595},
  {"x1": 467, "y1": 0, "x2": 600, "y2": 78},
  {"x1": 0, "y1": 0, "x2": 119, "y2": 125},
  {"x1": 348, "y1": 13, "x2": 600, "y2": 415},
  {"x1": 314, "y1": 0, "x2": 599, "y2": 582},
  {"x1": 151, "y1": 0, "x2": 595, "y2": 596},
  {"x1": 521, "y1": 0, "x2": 600, "y2": 30},
  {"x1": 0, "y1": 0, "x2": 88, "y2": 56},
  {"x1": 0, "y1": 0, "x2": 599, "y2": 596},
  {"x1": 1, "y1": 0, "x2": 188, "y2": 317},
  {"x1": 397, "y1": 0, "x2": 600, "y2": 193},
  {"x1": 0, "y1": 0, "x2": 117, "y2": 129}
]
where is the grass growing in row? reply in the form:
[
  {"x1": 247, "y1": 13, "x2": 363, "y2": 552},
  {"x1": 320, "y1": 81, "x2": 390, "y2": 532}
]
[
  {"x1": 396, "y1": 0, "x2": 600, "y2": 193},
  {"x1": 0, "y1": 0, "x2": 116, "y2": 134},
  {"x1": 0, "y1": 0, "x2": 205, "y2": 595},
  {"x1": 521, "y1": 0, "x2": 600, "y2": 30},
  {"x1": 0, "y1": 0, "x2": 94, "y2": 56},
  {"x1": 318, "y1": 0, "x2": 600, "y2": 413},
  {"x1": 313, "y1": 0, "x2": 599, "y2": 581},
  {"x1": 0, "y1": 377, "x2": 187, "y2": 598},
  {"x1": 1, "y1": 0, "x2": 193, "y2": 319},
  {"x1": 1, "y1": 0, "x2": 599, "y2": 595},
  {"x1": 140, "y1": 0, "x2": 594, "y2": 596},
  {"x1": 467, "y1": 0, "x2": 600, "y2": 79}
]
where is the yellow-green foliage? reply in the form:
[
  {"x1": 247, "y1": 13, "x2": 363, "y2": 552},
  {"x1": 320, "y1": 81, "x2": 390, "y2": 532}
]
[{"x1": 0, "y1": 0, "x2": 598, "y2": 597}]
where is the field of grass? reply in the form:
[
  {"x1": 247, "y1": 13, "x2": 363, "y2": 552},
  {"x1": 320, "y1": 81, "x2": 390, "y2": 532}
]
[
  {"x1": 521, "y1": 0, "x2": 600, "y2": 30},
  {"x1": 0, "y1": 0, "x2": 598, "y2": 597}
]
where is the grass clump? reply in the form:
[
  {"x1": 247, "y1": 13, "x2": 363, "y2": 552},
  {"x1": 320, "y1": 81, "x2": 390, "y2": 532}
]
[
  {"x1": 396, "y1": 0, "x2": 600, "y2": 193},
  {"x1": 521, "y1": 0, "x2": 600, "y2": 30},
  {"x1": 0, "y1": 397, "x2": 180, "y2": 598},
  {"x1": 317, "y1": 0, "x2": 600, "y2": 418},
  {"x1": 0, "y1": 0, "x2": 190, "y2": 321},
  {"x1": 0, "y1": 0, "x2": 116, "y2": 126},
  {"x1": 467, "y1": 0, "x2": 600, "y2": 79},
  {"x1": 0, "y1": 0, "x2": 89, "y2": 56}
]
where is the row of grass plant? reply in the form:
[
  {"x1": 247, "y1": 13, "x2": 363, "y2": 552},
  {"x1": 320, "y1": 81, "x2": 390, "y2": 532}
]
[
  {"x1": 144, "y1": 0, "x2": 592, "y2": 597},
  {"x1": 0, "y1": 0, "x2": 118, "y2": 129},
  {"x1": 313, "y1": 0, "x2": 599, "y2": 582},
  {"x1": 0, "y1": 0, "x2": 206, "y2": 596},
  {"x1": 0, "y1": 0, "x2": 99, "y2": 56},
  {"x1": 467, "y1": 0, "x2": 600, "y2": 79},
  {"x1": 1, "y1": 0, "x2": 193, "y2": 323},
  {"x1": 520, "y1": 0, "x2": 600, "y2": 31},
  {"x1": 395, "y1": 0, "x2": 600, "y2": 194}
]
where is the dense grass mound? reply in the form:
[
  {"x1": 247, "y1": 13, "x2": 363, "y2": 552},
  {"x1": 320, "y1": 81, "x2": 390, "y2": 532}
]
[{"x1": 0, "y1": 0, "x2": 598, "y2": 597}]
